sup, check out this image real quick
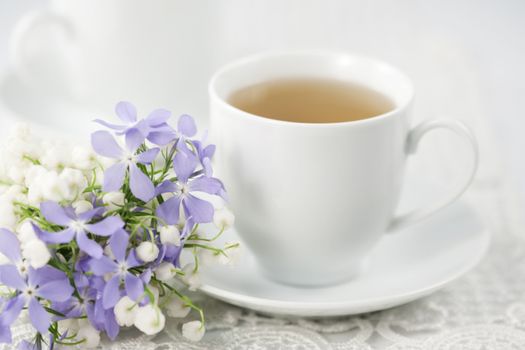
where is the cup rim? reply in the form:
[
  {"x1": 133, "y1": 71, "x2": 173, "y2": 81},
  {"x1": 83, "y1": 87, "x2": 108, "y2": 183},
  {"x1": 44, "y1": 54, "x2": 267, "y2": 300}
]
[{"x1": 209, "y1": 50, "x2": 415, "y2": 128}]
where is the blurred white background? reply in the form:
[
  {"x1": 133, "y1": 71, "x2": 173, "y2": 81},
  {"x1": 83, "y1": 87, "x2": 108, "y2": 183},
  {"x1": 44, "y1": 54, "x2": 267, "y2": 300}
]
[{"x1": 0, "y1": 0, "x2": 524, "y2": 199}]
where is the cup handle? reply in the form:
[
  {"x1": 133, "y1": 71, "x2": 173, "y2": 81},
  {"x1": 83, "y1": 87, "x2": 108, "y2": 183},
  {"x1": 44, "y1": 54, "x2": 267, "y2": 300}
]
[
  {"x1": 387, "y1": 119, "x2": 479, "y2": 232},
  {"x1": 9, "y1": 11, "x2": 75, "y2": 86}
]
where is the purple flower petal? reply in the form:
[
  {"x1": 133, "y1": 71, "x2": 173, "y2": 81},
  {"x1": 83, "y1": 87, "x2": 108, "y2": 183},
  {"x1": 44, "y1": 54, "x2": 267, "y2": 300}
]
[
  {"x1": 109, "y1": 229, "x2": 129, "y2": 262},
  {"x1": 129, "y1": 163, "x2": 155, "y2": 202},
  {"x1": 28, "y1": 266, "x2": 67, "y2": 288},
  {"x1": 125, "y1": 128, "x2": 145, "y2": 153},
  {"x1": 172, "y1": 150, "x2": 198, "y2": 183},
  {"x1": 85, "y1": 216, "x2": 124, "y2": 237},
  {"x1": 182, "y1": 195, "x2": 214, "y2": 223},
  {"x1": 180, "y1": 218, "x2": 195, "y2": 240},
  {"x1": 103, "y1": 162, "x2": 127, "y2": 192},
  {"x1": 89, "y1": 256, "x2": 117, "y2": 276},
  {"x1": 146, "y1": 109, "x2": 171, "y2": 126},
  {"x1": 140, "y1": 269, "x2": 152, "y2": 284},
  {"x1": 202, "y1": 157, "x2": 213, "y2": 177},
  {"x1": 172, "y1": 246, "x2": 184, "y2": 268},
  {"x1": 77, "y1": 207, "x2": 105, "y2": 222},
  {"x1": 0, "y1": 295, "x2": 25, "y2": 326},
  {"x1": 136, "y1": 148, "x2": 160, "y2": 164},
  {"x1": 37, "y1": 279, "x2": 74, "y2": 302},
  {"x1": 104, "y1": 309, "x2": 120, "y2": 340},
  {"x1": 0, "y1": 229, "x2": 21, "y2": 262},
  {"x1": 103, "y1": 275, "x2": 121, "y2": 309},
  {"x1": 202, "y1": 144, "x2": 216, "y2": 160},
  {"x1": 40, "y1": 202, "x2": 74, "y2": 226},
  {"x1": 124, "y1": 273, "x2": 143, "y2": 301},
  {"x1": 93, "y1": 119, "x2": 126, "y2": 131},
  {"x1": 189, "y1": 176, "x2": 223, "y2": 194},
  {"x1": 115, "y1": 101, "x2": 137, "y2": 123},
  {"x1": 91, "y1": 131, "x2": 124, "y2": 159},
  {"x1": 156, "y1": 196, "x2": 181, "y2": 225},
  {"x1": 147, "y1": 129, "x2": 176, "y2": 146},
  {"x1": 0, "y1": 265, "x2": 26, "y2": 290},
  {"x1": 28, "y1": 298, "x2": 51, "y2": 334},
  {"x1": 76, "y1": 231, "x2": 103, "y2": 258},
  {"x1": 178, "y1": 114, "x2": 197, "y2": 137},
  {"x1": 155, "y1": 180, "x2": 177, "y2": 196},
  {"x1": 125, "y1": 250, "x2": 141, "y2": 268},
  {"x1": 34, "y1": 226, "x2": 75, "y2": 244},
  {"x1": 0, "y1": 324, "x2": 12, "y2": 343}
]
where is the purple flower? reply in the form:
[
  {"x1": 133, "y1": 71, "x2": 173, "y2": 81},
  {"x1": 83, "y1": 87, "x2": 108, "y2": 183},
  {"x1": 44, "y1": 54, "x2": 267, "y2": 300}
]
[
  {"x1": 0, "y1": 230, "x2": 73, "y2": 341},
  {"x1": 94, "y1": 101, "x2": 176, "y2": 146},
  {"x1": 53, "y1": 273, "x2": 94, "y2": 319},
  {"x1": 193, "y1": 132, "x2": 216, "y2": 177},
  {"x1": 89, "y1": 229, "x2": 144, "y2": 309},
  {"x1": 155, "y1": 149, "x2": 224, "y2": 224},
  {"x1": 91, "y1": 129, "x2": 159, "y2": 202},
  {"x1": 35, "y1": 201, "x2": 124, "y2": 258}
]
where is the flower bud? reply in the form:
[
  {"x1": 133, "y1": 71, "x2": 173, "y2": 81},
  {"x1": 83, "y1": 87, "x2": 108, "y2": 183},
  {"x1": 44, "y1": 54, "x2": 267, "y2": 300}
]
[
  {"x1": 134, "y1": 304, "x2": 166, "y2": 335},
  {"x1": 165, "y1": 297, "x2": 190, "y2": 318},
  {"x1": 137, "y1": 241, "x2": 159, "y2": 263},
  {"x1": 159, "y1": 225, "x2": 181, "y2": 246},
  {"x1": 181, "y1": 264, "x2": 201, "y2": 291},
  {"x1": 182, "y1": 320, "x2": 205, "y2": 342},
  {"x1": 154, "y1": 262, "x2": 176, "y2": 282},
  {"x1": 103, "y1": 191, "x2": 125, "y2": 211},
  {"x1": 114, "y1": 296, "x2": 138, "y2": 327},
  {"x1": 23, "y1": 239, "x2": 51, "y2": 268},
  {"x1": 73, "y1": 200, "x2": 93, "y2": 215},
  {"x1": 213, "y1": 207, "x2": 235, "y2": 230}
]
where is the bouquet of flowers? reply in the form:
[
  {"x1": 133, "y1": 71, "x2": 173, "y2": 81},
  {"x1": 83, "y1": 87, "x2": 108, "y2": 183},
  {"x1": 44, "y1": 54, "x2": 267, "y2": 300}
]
[{"x1": 0, "y1": 102, "x2": 237, "y2": 349}]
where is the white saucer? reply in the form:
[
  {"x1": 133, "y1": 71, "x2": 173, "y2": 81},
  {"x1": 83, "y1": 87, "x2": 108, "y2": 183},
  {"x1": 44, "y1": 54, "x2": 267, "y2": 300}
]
[{"x1": 199, "y1": 201, "x2": 490, "y2": 317}]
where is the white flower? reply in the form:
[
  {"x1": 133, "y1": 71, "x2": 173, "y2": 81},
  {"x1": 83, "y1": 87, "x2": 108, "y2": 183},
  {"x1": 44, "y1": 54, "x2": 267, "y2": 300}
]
[
  {"x1": 17, "y1": 221, "x2": 38, "y2": 243},
  {"x1": 136, "y1": 242, "x2": 159, "y2": 263},
  {"x1": 134, "y1": 304, "x2": 166, "y2": 335},
  {"x1": 59, "y1": 168, "x2": 87, "y2": 201},
  {"x1": 181, "y1": 264, "x2": 201, "y2": 291},
  {"x1": 71, "y1": 146, "x2": 98, "y2": 170},
  {"x1": 22, "y1": 239, "x2": 51, "y2": 268},
  {"x1": 165, "y1": 297, "x2": 191, "y2": 318},
  {"x1": 40, "y1": 140, "x2": 72, "y2": 170},
  {"x1": 6, "y1": 162, "x2": 30, "y2": 184},
  {"x1": 182, "y1": 320, "x2": 205, "y2": 342},
  {"x1": 26, "y1": 167, "x2": 65, "y2": 203},
  {"x1": 73, "y1": 200, "x2": 93, "y2": 214},
  {"x1": 3, "y1": 184, "x2": 26, "y2": 203},
  {"x1": 0, "y1": 186, "x2": 24, "y2": 230},
  {"x1": 154, "y1": 262, "x2": 176, "y2": 282},
  {"x1": 76, "y1": 320, "x2": 101, "y2": 348},
  {"x1": 114, "y1": 296, "x2": 138, "y2": 327},
  {"x1": 103, "y1": 191, "x2": 125, "y2": 211},
  {"x1": 57, "y1": 318, "x2": 79, "y2": 335},
  {"x1": 0, "y1": 200, "x2": 17, "y2": 230},
  {"x1": 159, "y1": 225, "x2": 181, "y2": 246},
  {"x1": 213, "y1": 207, "x2": 235, "y2": 230}
]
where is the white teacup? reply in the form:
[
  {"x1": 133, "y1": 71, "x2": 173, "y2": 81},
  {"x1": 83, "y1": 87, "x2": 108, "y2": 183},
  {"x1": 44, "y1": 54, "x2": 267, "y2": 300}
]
[
  {"x1": 209, "y1": 52, "x2": 478, "y2": 286},
  {"x1": 10, "y1": 0, "x2": 220, "y2": 120}
]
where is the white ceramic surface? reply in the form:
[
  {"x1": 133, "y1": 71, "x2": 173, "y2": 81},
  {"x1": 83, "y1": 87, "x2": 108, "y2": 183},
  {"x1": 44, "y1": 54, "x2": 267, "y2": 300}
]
[
  {"x1": 9, "y1": 0, "x2": 221, "y2": 122},
  {"x1": 199, "y1": 200, "x2": 490, "y2": 317},
  {"x1": 209, "y1": 52, "x2": 479, "y2": 286}
]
